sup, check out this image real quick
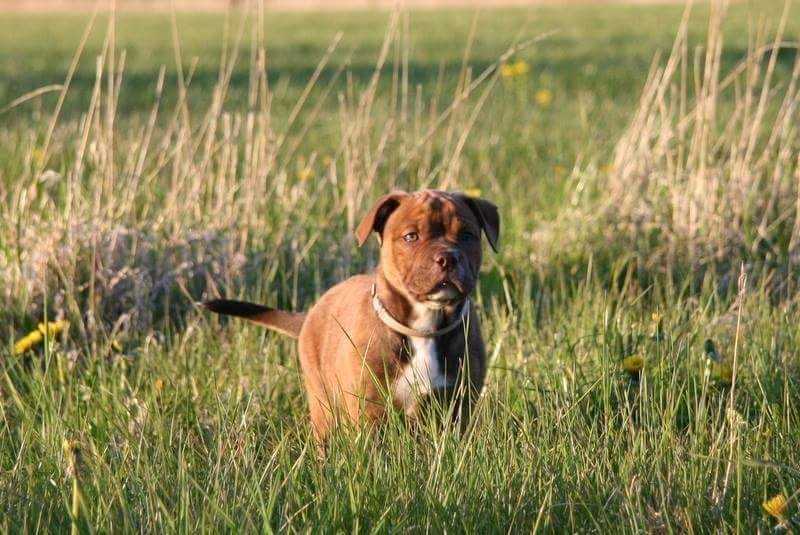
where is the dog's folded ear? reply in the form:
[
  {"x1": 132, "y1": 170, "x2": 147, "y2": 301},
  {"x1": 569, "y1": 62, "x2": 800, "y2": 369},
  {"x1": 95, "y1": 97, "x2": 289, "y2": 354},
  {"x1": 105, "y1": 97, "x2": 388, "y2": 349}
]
[
  {"x1": 459, "y1": 194, "x2": 500, "y2": 252},
  {"x1": 356, "y1": 191, "x2": 408, "y2": 246}
]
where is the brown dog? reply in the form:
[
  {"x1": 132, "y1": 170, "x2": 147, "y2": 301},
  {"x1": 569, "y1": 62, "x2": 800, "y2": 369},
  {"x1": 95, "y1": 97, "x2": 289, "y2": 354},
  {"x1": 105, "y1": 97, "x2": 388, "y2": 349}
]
[{"x1": 203, "y1": 189, "x2": 499, "y2": 441}]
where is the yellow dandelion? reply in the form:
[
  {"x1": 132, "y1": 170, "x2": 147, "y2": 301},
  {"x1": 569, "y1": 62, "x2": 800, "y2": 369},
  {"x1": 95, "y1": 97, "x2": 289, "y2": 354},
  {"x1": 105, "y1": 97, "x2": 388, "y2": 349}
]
[
  {"x1": 534, "y1": 88, "x2": 553, "y2": 107},
  {"x1": 39, "y1": 320, "x2": 69, "y2": 337},
  {"x1": 513, "y1": 59, "x2": 530, "y2": 76},
  {"x1": 14, "y1": 331, "x2": 43, "y2": 355},
  {"x1": 500, "y1": 63, "x2": 516, "y2": 79},
  {"x1": 297, "y1": 167, "x2": 313, "y2": 182},
  {"x1": 622, "y1": 355, "x2": 644, "y2": 374},
  {"x1": 154, "y1": 378, "x2": 164, "y2": 394},
  {"x1": 463, "y1": 188, "x2": 482, "y2": 198},
  {"x1": 500, "y1": 59, "x2": 530, "y2": 79},
  {"x1": 763, "y1": 493, "x2": 788, "y2": 520},
  {"x1": 13, "y1": 320, "x2": 69, "y2": 355}
]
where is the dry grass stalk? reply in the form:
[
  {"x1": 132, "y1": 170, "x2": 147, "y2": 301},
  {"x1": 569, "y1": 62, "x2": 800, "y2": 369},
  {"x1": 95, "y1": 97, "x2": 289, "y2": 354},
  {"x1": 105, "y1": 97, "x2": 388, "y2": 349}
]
[
  {"x1": 1, "y1": 6, "x2": 523, "y2": 340},
  {"x1": 591, "y1": 0, "x2": 800, "y2": 286}
]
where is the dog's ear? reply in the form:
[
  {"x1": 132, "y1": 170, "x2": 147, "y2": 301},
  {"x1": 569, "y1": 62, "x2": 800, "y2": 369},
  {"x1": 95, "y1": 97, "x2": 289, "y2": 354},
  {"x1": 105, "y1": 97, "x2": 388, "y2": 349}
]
[
  {"x1": 356, "y1": 191, "x2": 408, "y2": 247},
  {"x1": 459, "y1": 194, "x2": 500, "y2": 252}
]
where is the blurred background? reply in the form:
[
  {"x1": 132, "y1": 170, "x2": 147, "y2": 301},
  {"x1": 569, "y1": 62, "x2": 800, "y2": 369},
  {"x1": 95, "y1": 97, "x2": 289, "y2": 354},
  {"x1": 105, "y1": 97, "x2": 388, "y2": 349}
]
[{"x1": 0, "y1": 0, "x2": 691, "y2": 9}]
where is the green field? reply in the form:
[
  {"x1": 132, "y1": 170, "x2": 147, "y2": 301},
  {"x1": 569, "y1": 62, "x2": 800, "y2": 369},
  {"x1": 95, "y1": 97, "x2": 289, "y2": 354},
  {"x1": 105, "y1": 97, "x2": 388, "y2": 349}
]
[{"x1": 2, "y1": 1, "x2": 800, "y2": 532}]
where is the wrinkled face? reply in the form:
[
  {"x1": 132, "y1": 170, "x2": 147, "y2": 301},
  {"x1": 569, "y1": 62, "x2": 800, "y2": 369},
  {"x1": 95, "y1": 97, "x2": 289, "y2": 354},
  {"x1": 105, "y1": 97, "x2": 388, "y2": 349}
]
[{"x1": 379, "y1": 191, "x2": 485, "y2": 308}]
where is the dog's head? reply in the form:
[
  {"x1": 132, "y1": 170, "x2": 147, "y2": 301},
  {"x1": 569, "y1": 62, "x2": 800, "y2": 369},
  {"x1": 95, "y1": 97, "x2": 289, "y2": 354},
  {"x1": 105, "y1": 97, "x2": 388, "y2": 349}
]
[{"x1": 356, "y1": 190, "x2": 499, "y2": 309}]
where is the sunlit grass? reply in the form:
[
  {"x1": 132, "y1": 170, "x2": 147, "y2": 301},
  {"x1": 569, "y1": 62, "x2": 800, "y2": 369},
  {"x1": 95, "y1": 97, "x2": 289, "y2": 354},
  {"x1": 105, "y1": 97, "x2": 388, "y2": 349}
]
[{"x1": 1, "y1": 2, "x2": 799, "y2": 531}]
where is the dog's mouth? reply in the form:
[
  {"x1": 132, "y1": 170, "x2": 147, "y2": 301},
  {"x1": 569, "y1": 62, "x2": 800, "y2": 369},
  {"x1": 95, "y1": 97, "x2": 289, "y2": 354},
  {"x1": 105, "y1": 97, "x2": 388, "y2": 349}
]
[{"x1": 424, "y1": 280, "x2": 466, "y2": 306}]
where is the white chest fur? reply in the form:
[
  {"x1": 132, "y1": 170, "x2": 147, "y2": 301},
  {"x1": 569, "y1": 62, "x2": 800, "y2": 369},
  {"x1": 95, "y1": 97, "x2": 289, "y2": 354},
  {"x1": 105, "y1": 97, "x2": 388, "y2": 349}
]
[{"x1": 393, "y1": 304, "x2": 451, "y2": 413}]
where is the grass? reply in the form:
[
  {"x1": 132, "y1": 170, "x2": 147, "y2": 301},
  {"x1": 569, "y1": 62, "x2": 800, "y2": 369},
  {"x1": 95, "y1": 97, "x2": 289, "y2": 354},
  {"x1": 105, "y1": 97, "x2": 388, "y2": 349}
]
[{"x1": 1, "y1": 1, "x2": 799, "y2": 531}]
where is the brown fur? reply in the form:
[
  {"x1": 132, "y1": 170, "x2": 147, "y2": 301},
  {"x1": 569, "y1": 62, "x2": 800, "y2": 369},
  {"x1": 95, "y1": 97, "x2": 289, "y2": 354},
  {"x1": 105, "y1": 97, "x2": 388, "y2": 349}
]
[{"x1": 204, "y1": 189, "x2": 499, "y2": 442}]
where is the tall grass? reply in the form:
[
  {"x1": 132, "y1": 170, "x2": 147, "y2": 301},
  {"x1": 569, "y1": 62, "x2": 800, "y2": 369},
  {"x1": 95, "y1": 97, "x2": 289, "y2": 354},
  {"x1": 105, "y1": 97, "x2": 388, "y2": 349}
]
[
  {"x1": 558, "y1": 1, "x2": 800, "y2": 293},
  {"x1": 0, "y1": 8, "x2": 534, "y2": 336},
  {"x1": 1, "y1": 2, "x2": 799, "y2": 532}
]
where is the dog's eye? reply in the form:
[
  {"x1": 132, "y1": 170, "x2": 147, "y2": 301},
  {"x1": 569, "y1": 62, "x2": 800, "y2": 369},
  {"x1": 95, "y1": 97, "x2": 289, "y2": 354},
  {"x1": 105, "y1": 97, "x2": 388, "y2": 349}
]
[
  {"x1": 403, "y1": 232, "x2": 419, "y2": 243},
  {"x1": 459, "y1": 230, "x2": 478, "y2": 242}
]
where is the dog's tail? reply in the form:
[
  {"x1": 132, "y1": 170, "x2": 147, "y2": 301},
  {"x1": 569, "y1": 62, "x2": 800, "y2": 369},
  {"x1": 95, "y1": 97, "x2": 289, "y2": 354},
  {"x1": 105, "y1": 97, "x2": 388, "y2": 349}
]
[{"x1": 201, "y1": 299, "x2": 305, "y2": 338}]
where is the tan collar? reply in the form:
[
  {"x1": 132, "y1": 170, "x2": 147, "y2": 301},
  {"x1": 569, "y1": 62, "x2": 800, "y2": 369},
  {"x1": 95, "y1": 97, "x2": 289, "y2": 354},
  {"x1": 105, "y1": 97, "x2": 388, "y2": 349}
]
[{"x1": 370, "y1": 284, "x2": 469, "y2": 338}]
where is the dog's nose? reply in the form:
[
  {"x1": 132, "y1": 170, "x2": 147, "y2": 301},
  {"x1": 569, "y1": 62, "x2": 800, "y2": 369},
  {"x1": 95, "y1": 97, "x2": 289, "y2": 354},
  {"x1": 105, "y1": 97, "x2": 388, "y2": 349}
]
[{"x1": 434, "y1": 250, "x2": 458, "y2": 269}]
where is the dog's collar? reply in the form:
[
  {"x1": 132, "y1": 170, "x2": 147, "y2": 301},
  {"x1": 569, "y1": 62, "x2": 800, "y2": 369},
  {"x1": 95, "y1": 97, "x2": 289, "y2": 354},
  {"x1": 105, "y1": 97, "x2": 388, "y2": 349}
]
[{"x1": 370, "y1": 283, "x2": 469, "y2": 338}]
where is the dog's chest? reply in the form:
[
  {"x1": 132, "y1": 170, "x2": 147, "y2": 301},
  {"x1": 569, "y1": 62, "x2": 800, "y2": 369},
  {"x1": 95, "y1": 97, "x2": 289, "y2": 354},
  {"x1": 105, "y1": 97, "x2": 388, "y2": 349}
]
[{"x1": 392, "y1": 307, "x2": 450, "y2": 413}]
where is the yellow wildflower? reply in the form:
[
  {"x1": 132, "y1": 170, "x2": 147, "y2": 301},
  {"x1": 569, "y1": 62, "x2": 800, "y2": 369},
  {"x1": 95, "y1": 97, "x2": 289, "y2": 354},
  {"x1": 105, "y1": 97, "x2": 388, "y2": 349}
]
[
  {"x1": 500, "y1": 59, "x2": 530, "y2": 79},
  {"x1": 154, "y1": 378, "x2": 164, "y2": 395},
  {"x1": 297, "y1": 167, "x2": 313, "y2": 182},
  {"x1": 463, "y1": 188, "x2": 482, "y2": 198},
  {"x1": 763, "y1": 493, "x2": 788, "y2": 520},
  {"x1": 500, "y1": 63, "x2": 512, "y2": 78},
  {"x1": 513, "y1": 60, "x2": 530, "y2": 76},
  {"x1": 39, "y1": 320, "x2": 69, "y2": 337},
  {"x1": 534, "y1": 89, "x2": 553, "y2": 107},
  {"x1": 14, "y1": 331, "x2": 43, "y2": 355},
  {"x1": 13, "y1": 320, "x2": 69, "y2": 355},
  {"x1": 622, "y1": 355, "x2": 644, "y2": 374}
]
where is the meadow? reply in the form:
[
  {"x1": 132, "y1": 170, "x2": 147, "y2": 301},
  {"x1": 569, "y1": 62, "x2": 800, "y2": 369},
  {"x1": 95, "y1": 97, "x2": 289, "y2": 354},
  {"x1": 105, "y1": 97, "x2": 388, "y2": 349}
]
[{"x1": 1, "y1": 1, "x2": 799, "y2": 531}]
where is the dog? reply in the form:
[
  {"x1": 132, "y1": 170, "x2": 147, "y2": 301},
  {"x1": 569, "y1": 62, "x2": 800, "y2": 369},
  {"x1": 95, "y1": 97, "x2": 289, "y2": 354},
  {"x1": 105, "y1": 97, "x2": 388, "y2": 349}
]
[{"x1": 203, "y1": 189, "x2": 499, "y2": 441}]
